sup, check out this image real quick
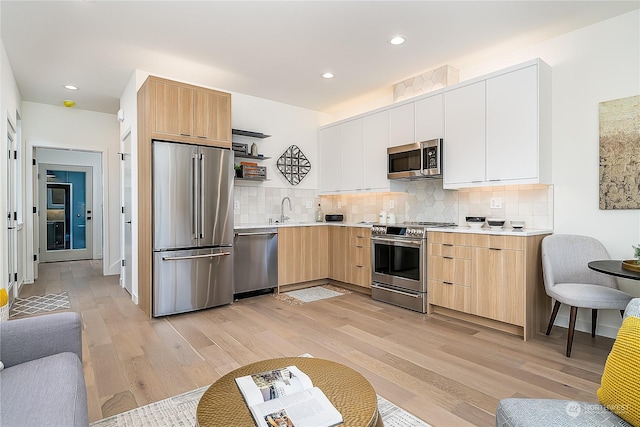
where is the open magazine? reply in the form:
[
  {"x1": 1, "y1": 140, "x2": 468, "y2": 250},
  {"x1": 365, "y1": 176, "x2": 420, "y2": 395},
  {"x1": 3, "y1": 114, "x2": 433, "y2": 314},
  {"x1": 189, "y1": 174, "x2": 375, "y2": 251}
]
[{"x1": 235, "y1": 365, "x2": 343, "y2": 427}]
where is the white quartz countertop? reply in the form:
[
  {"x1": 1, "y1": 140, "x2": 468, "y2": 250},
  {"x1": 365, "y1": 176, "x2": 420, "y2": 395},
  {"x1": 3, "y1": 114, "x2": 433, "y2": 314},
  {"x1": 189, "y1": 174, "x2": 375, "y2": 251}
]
[
  {"x1": 427, "y1": 226, "x2": 552, "y2": 236},
  {"x1": 234, "y1": 222, "x2": 373, "y2": 230}
]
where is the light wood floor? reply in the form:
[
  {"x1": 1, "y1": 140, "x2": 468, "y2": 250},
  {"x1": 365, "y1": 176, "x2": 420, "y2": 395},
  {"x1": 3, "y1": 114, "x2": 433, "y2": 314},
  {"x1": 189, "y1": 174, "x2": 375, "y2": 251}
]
[{"x1": 22, "y1": 260, "x2": 615, "y2": 426}]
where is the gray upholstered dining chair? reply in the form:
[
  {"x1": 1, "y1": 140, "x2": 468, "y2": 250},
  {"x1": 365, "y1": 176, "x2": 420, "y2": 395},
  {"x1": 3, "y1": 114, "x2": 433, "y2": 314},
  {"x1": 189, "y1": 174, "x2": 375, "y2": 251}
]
[{"x1": 541, "y1": 234, "x2": 632, "y2": 357}]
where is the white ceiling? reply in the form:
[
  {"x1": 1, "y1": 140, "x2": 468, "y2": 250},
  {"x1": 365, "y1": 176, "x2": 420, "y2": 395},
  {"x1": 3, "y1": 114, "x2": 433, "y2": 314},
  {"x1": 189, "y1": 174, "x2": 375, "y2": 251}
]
[{"x1": 2, "y1": 1, "x2": 638, "y2": 115}]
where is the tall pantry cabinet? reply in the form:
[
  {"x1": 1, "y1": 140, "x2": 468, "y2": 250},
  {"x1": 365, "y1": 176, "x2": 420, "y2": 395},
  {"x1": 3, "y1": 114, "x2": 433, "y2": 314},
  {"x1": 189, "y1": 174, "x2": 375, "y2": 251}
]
[{"x1": 137, "y1": 76, "x2": 232, "y2": 316}]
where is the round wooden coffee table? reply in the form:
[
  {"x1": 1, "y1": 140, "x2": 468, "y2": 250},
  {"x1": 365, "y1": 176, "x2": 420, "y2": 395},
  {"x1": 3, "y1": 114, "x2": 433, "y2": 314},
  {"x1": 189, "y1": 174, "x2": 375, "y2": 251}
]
[{"x1": 196, "y1": 357, "x2": 381, "y2": 426}]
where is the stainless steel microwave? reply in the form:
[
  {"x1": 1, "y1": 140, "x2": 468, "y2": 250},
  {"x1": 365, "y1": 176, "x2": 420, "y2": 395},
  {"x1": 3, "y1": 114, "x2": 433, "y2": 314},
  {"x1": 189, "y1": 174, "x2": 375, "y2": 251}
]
[{"x1": 387, "y1": 138, "x2": 443, "y2": 179}]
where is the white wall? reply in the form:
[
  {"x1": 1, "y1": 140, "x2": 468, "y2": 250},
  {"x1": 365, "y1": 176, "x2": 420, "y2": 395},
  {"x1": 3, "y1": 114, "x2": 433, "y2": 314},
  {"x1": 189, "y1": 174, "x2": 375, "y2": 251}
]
[
  {"x1": 22, "y1": 102, "x2": 121, "y2": 277},
  {"x1": 333, "y1": 10, "x2": 640, "y2": 338},
  {"x1": 1, "y1": 39, "x2": 23, "y2": 296}
]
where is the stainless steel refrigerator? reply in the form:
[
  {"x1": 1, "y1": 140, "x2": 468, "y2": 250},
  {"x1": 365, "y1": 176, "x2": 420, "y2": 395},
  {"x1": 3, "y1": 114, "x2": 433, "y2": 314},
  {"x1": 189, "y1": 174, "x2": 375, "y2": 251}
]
[{"x1": 152, "y1": 140, "x2": 234, "y2": 317}]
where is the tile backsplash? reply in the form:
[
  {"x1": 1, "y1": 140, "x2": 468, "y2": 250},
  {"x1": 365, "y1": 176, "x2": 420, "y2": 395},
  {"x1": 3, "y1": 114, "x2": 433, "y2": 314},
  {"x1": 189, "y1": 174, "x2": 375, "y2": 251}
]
[{"x1": 233, "y1": 182, "x2": 554, "y2": 230}]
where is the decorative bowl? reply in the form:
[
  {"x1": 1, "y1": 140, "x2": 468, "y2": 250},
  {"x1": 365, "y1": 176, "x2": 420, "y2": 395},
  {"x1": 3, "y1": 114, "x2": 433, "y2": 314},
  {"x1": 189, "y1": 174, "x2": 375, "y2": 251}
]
[
  {"x1": 487, "y1": 218, "x2": 505, "y2": 229},
  {"x1": 466, "y1": 216, "x2": 486, "y2": 229},
  {"x1": 510, "y1": 220, "x2": 525, "y2": 229}
]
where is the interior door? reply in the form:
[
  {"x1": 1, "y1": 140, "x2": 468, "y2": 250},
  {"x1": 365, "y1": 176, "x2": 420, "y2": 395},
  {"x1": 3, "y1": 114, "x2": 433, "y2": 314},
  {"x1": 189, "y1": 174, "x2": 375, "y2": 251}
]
[
  {"x1": 6, "y1": 119, "x2": 17, "y2": 298},
  {"x1": 121, "y1": 132, "x2": 133, "y2": 294},
  {"x1": 38, "y1": 163, "x2": 93, "y2": 262}
]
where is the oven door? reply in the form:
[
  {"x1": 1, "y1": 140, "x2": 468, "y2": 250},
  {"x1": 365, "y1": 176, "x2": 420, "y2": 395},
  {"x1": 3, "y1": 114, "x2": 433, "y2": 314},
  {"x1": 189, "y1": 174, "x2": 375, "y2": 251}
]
[{"x1": 371, "y1": 236, "x2": 426, "y2": 292}]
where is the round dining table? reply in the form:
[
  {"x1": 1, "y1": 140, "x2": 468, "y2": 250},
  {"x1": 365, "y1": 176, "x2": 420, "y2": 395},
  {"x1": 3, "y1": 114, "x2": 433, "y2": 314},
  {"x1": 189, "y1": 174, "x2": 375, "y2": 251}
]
[{"x1": 588, "y1": 260, "x2": 640, "y2": 281}]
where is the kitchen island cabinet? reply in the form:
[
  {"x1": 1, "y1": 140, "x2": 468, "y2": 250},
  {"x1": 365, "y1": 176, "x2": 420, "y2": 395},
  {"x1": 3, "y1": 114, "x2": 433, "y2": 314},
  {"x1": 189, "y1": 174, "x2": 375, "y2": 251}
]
[{"x1": 428, "y1": 230, "x2": 550, "y2": 340}]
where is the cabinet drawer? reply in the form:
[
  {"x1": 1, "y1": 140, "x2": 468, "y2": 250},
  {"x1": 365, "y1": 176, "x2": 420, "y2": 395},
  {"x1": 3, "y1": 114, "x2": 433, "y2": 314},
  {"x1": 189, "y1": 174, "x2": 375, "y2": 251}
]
[
  {"x1": 352, "y1": 246, "x2": 371, "y2": 267},
  {"x1": 470, "y1": 234, "x2": 524, "y2": 250},
  {"x1": 428, "y1": 256, "x2": 471, "y2": 285},
  {"x1": 429, "y1": 243, "x2": 471, "y2": 259},
  {"x1": 428, "y1": 280, "x2": 471, "y2": 313},
  {"x1": 429, "y1": 231, "x2": 471, "y2": 246},
  {"x1": 349, "y1": 264, "x2": 371, "y2": 288}
]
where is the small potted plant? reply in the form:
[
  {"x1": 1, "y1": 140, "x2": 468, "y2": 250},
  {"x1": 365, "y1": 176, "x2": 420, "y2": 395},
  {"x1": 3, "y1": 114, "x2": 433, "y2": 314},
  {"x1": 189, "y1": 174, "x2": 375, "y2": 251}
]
[
  {"x1": 634, "y1": 244, "x2": 640, "y2": 264},
  {"x1": 234, "y1": 164, "x2": 243, "y2": 178}
]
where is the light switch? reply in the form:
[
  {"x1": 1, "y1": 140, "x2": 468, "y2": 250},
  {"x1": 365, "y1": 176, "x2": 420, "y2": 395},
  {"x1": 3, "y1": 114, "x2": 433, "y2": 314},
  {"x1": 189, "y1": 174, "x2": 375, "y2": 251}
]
[
  {"x1": 337, "y1": 201, "x2": 342, "y2": 209},
  {"x1": 390, "y1": 200, "x2": 395, "y2": 209},
  {"x1": 490, "y1": 197, "x2": 502, "y2": 209},
  {"x1": 305, "y1": 200, "x2": 312, "y2": 209},
  {"x1": 234, "y1": 200, "x2": 240, "y2": 210}
]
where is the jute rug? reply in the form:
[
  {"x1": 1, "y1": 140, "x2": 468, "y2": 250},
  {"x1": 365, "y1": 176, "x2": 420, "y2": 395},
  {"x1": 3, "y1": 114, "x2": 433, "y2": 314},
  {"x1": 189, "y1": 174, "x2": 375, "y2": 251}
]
[
  {"x1": 273, "y1": 284, "x2": 352, "y2": 306},
  {"x1": 9, "y1": 291, "x2": 71, "y2": 318},
  {"x1": 90, "y1": 386, "x2": 431, "y2": 427}
]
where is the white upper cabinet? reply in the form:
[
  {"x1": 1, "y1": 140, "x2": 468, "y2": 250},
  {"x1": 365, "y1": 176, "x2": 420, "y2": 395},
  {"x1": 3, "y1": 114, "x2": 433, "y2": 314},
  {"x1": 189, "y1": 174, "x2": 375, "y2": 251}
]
[
  {"x1": 443, "y1": 59, "x2": 551, "y2": 189},
  {"x1": 444, "y1": 81, "x2": 486, "y2": 186},
  {"x1": 415, "y1": 94, "x2": 444, "y2": 142},
  {"x1": 341, "y1": 118, "x2": 365, "y2": 191},
  {"x1": 389, "y1": 102, "x2": 415, "y2": 147},
  {"x1": 363, "y1": 110, "x2": 390, "y2": 190},
  {"x1": 318, "y1": 124, "x2": 342, "y2": 193},
  {"x1": 486, "y1": 65, "x2": 538, "y2": 181},
  {"x1": 318, "y1": 58, "x2": 551, "y2": 193}
]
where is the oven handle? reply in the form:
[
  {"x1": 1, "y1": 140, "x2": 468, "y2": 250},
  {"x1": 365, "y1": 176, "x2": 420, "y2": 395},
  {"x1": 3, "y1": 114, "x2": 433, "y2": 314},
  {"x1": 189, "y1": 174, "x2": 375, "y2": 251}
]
[
  {"x1": 371, "y1": 283, "x2": 421, "y2": 298},
  {"x1": 370, "y1": 236, "x2": 423, "y2": 247}
]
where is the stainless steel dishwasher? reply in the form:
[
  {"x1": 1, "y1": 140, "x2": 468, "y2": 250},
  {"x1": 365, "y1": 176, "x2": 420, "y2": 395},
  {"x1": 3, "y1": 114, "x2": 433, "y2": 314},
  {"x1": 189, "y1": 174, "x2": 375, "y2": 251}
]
[{"x1": 233, "y1": 227, "x2": 278, "y2": 296}]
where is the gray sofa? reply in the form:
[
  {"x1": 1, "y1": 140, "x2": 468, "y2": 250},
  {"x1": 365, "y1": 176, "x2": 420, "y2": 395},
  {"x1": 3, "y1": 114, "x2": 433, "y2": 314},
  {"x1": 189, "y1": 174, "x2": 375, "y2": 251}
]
[
  {"x1": 0, "y1": 311, "x2": 89, "y2": 426},
  {"x1": 496, "y1": 298, "x2": 640, "y2": 427}
]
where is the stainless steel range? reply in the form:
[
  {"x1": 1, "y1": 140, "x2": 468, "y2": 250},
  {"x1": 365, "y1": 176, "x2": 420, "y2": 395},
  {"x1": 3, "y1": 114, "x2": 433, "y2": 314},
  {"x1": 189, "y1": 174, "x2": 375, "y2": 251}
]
[{"x1": 370, "y1": 221, "x2": 454, "y2": 313}]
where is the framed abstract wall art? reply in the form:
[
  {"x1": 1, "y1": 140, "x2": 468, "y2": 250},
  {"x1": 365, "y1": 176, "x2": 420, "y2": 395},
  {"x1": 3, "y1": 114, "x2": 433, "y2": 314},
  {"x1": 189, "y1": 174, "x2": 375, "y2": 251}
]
[{"x1": 598, "y1": 95, "x2": 640, "y2": 210}]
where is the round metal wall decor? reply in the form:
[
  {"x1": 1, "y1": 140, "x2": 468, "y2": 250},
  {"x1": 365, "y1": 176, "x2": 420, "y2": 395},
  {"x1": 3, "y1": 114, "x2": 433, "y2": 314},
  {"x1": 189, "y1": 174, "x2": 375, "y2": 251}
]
[{"x1": 277, "y1": 145, "x2": 311, "y2": 186}]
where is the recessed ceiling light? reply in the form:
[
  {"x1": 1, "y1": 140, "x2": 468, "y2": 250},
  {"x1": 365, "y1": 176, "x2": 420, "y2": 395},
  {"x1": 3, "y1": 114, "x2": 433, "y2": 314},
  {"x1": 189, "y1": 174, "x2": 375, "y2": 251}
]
[
  {"x1": 322, "y1": 72, "x2": 335, "y2": 79},
  {"x1": 390, "y1": 35, "x2": 406, "y2": 45},
  {"x1": 64, "y1": 85, "x2": 78, "y2": 90}
]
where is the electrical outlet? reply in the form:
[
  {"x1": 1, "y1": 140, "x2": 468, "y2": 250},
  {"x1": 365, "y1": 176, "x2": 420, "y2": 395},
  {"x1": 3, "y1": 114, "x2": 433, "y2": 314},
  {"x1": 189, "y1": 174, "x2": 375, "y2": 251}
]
[
  {"x1": 305, "y1": 200, "x2": 312, "y2": 209},
  {"x1": 490, "y1": 197, "x2": 502, "y2": 209},
  {"x1": 234, "y1": 200, "x2": 240, "y2": 210},
  {"x1": 389, "y1": 200, "x2": 395, "y2": 210},
  {"x1": 337, "y1": 201, "x2": 342, "y2": 209}
]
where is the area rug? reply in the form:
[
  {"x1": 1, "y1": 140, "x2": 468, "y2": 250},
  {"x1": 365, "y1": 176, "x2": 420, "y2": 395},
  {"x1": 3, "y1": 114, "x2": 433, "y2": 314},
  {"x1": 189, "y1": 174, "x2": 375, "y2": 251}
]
[
  {"x1": 274, "y1": 284, "x2": 352, "y2": 305},
  {"x1": 90, "y1": 386, "x2": 430, "y2": 427},
  {"x1": 9, "y1": 291, "x2": 71, "y2": 318}
]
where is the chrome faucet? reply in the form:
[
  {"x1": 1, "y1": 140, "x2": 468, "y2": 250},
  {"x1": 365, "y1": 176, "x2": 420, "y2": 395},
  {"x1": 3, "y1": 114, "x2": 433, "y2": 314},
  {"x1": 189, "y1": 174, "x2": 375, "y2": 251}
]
[{"x1": 280, "y1": 196, "x2": 291, "y2": 223}]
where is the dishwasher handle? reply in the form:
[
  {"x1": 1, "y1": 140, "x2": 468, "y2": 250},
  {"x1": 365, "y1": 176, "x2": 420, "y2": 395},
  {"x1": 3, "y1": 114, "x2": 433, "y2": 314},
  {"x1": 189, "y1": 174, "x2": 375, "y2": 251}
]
[{"x1": 235, "y1": 231, "x2": 278, "y2": 237}]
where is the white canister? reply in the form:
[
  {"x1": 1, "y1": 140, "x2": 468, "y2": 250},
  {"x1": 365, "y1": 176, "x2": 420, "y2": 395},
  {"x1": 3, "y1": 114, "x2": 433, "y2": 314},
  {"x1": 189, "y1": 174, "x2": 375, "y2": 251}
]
[
  {"x1": 379, "y1": 211, "x2": 387, "y2": 224},
  {"x1": 387, "y1": 212, "x2": 396, "y2": 225}
]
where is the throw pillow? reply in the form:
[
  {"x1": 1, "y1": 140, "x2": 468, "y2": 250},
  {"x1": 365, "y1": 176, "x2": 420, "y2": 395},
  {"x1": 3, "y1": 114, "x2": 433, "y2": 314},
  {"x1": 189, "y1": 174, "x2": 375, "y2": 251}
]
[{"x1": 597, "y1": 315, "x2": 640, "y2": 426}]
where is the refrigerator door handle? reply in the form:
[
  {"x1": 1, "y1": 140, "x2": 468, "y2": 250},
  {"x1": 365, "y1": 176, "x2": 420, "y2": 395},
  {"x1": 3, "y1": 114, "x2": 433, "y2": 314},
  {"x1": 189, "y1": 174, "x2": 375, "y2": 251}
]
[
  {"x1": 191, "y1": 154, "x2": 198, "y2": 239},
  {"x1": 199, "y1": 153, "x2": 205, "y2": 239},
  {"x1": 161, "y1": 252, "x2": 231, "y2": 261}
]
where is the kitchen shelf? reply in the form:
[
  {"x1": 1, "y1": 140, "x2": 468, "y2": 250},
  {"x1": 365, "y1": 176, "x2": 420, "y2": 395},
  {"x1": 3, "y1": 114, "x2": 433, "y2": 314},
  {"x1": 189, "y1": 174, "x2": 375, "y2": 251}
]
[
  {"x1": 234, "y1": 177, "x2": 270, "y2": 182},
  {"x1": 235, "y1": 154, "x2": 271, "y2": 160},
  {"x1": 232, "y1": 129, "x2": 271, "y2": 139}
]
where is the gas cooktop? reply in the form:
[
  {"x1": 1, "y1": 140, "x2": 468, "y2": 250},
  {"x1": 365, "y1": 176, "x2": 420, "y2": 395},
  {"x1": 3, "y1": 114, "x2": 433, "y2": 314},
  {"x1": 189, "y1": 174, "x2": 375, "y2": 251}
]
[{"x1": 371, "y1": 221, "x2": 456, "y2": 238}]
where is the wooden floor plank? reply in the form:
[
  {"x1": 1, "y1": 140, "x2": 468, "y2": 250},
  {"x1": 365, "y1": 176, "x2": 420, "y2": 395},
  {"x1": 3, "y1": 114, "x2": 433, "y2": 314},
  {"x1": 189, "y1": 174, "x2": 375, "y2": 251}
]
[{"x1": 23, "y1": 260, "x2": 615, "y2": 424}]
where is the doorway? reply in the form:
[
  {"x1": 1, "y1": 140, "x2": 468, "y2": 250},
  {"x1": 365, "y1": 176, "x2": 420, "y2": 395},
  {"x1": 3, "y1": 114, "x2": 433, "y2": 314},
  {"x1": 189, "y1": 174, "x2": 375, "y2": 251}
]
[
  {"x1": 120, "y1": 131, "x2": 133, "y2": 295},
  {"x1": 38, "y1": 164, "x2": 93, "y2": 262}
]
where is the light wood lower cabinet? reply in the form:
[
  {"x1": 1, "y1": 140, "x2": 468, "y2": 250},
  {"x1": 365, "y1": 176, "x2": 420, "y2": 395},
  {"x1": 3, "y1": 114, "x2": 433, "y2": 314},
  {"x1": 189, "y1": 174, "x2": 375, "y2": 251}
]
[
  {"x1": 281, "y1": 225, "x2": 371, "y2": 290},
  {"x1": 428, "y1": 231, "x2": 549, "y2": 340},
  {"x1": 347, "y1": 227, "x2": 371, "y2": 288},
  {"x1": 278, "y1": 226, "x2": 329, "y2": 286},
  {"x1": 329, "y1": 226, "x2": 349, "y2": 283}
]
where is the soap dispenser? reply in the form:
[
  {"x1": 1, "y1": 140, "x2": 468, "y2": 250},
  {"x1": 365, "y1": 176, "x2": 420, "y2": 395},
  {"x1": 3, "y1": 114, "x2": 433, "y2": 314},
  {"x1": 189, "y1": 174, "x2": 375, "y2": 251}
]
[{"x1": 315, "y1": 204, "x2": 324, "y2": 222}]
